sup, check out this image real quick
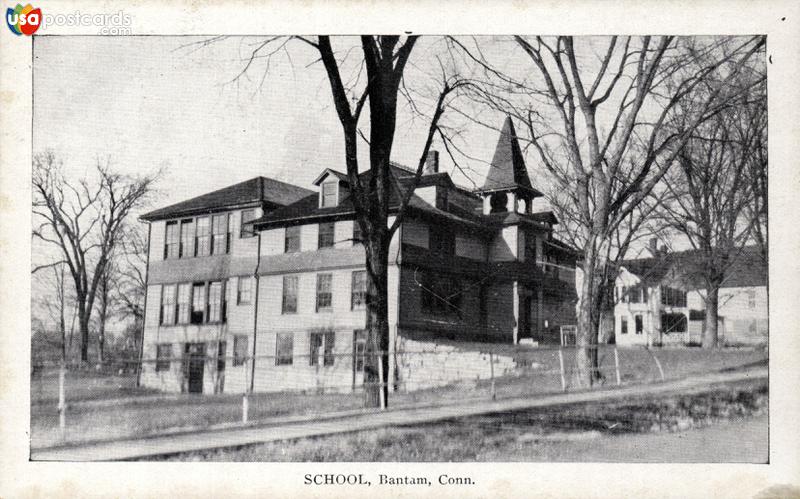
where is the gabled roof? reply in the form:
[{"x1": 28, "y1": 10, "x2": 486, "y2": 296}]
[
  {"x1": 312, "y1": 168, "x2": 350, "y2": 186},
  {"x1": 621, "y1": 245, "x2": 767, "y2": 289},
  {"x1": 250, "y1": 163, "x2": 490, "y2": 234},
  {"x1": 479, "y1": 116, "x2": 542, "y2": 197},
  {"x1": 140, "y1": 176, "x2": 313, "y2": 221}
]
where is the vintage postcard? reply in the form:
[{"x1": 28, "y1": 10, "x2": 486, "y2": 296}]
[{"x1": 1, "y1": 0, "x2": 798, "y2": 497}]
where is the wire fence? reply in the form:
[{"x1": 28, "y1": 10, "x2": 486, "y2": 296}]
[{"x1": 29, "y1": 342, "x2": 768, "y2": 449}]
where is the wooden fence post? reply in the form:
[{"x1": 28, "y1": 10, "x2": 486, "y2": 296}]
[
  {"x1": 651, "y1": 349, "x2": 666, "y2": 382},
  {"x1": 614, "y1": 347, "x2": 621, "y2": 386},
  {"x1": 489, "y1": 351, "x2": 496, "y2": 401},
  {"x1": 378, "y1": 353, "x2": 386, "y2": 410},
  {"x1": 558, "y1": 348, "x2": 567, "y2": 392},
  {"x1": 58, "y1": 363, "x2": 66, "y2": 438},
  {"x1": 242, "y1": 393, "x2": 249, "y2": 424}
]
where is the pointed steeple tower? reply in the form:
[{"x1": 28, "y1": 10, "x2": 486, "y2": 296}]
[{"x1": 479, "y1": 116, "x2": 542, "y2": 215}]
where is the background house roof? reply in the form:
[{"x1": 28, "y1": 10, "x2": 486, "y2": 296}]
[
  {"x1": 140, "y1": 176, "x2": 312, "y2": 221},
  {"x1": 621, "y1": 245, "x2": 767, "y2": 289}
]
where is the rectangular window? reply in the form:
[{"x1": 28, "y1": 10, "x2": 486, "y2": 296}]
[
  {"x1": 525, "y1": 233, "x2": 537, "y2": 262},
  {"x1": 240, "y1": 209, "x2": 256, "y2": 238},
  {"x1": 351, "y1": 270, "x2": 367, "y2": 310},
  {"x1": 353, "y1": 329, "x2": 367, "y2": 372},
  {"x1": 216, "y1": 341, "x2": 226, "y2": 372},
  {"x1": 191, "y1": 282, "x2": 205, "y2": 324},
  {"x1": 321, "y1": 182, "x2": 337, "y2": 208},
  {"x1": 747, "y1": 289, "x2": 756, "y2": 309},
  {"x1": 318, "y1": 221, "x2": 335, "y2": 249},
  {"x1": 211, "y1": 214, "x2": 230, "y2": 255},
  {"x1": 661, "y1": 313, "x2": 687, "y2": 333},
  {"x1": 156, "y1": 344, "x2": 172, "y2": 372},
  {"x1": 282, "y1": 275, "x2": 298, "y2": 314},
  {"x1": 660, "y1": 286, "x2": 687, "y2": 307},
  {"x1": 275, "y1": 333, "x2": 293, "y2": 366},
  {"x1": 285, "y1": 226, "x2": 301, "y2": 253},
  {"x1": 630, "y1": 287, "x2": 640, "y2": 303},
  {"x1": 635, "y1": 315, "x2": 643, "y2": 335},
  {"x1": 621, "y1": 316, "x2": 628, "y2": 335},
  {"x1": 207, "y1": 281, "x2": 224, "y2": 323},
  {"x1": 352, "y1": 221, "x2": 363, "y2": 246},
  {"x1": 160, "y1": 284, "x2": 176, "y2": 325},
  {"x1": 309, "y1": 330, "x2": 335, "y2": 367},
  {"x1": 164, "y1": 221, "x2": 179, "y2": 259},
  {"x1": 237, "y1": 276, "x2": 253, "y2": 305},
  {"x1": 233, "y1": 335, "x2": 248, "y2": 367},
  {"x1": 179, "y1": 219, "x2": 194, "y2": 258},
  {"x1": 177, "y1": 283, "x2": 191, "y2": 324},
  {"x1": 316, "y1": 273, "x2": 333, "y2": 312},
  {"x1": 195, "y1": 217, "x2": 211, "y2": 256},
  {"x1": 420, "y1": 272, "x2": 461, "y2": 315}
]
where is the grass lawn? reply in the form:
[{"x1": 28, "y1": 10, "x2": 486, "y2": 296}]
[
  {"x1": 31, "y1": 368, "x2": 156, "y2": 405},
  {"x1": 30, "y1": 346, "x2": 767, "y2": 449},
  {"x1": 164, "y1": 377, "x2": 767, "y2": 462}
]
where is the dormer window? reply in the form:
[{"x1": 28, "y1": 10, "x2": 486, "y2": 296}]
[{"x1": 321, "y1": 181, "x2": 338, "y2": 208}]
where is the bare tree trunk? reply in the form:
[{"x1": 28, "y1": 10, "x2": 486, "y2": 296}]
[
  {"x1": 57, "y1": 265, "x2": 67, "y2": 363},
  {"x1": 78, "y1": 303, "x2": 90, "y2": 363},
  {"x1": 703, "y1": 285, "x2": 720, "y2": 348},
  {"x1": 363, "y1": 230, "x2": 391, "y2": 408},
  {"x1": 97, "y1": 269, "x2": 109, "y2": 364},
  {"x1": 577, "y1": 241, "x2": 601, "y2": 387},
  {"x1": 98, "y1": 307, "x2": 106, "y2": 364}
]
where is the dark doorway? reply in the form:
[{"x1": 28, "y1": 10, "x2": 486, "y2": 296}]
[
  {"x1": 519, "y1": 295, "x2": 533, "y2": 340},
  {"x1": 635, "y1": 315, "x2": 644, "y2": 335},
  {"x1": 185, "y1": 342, "x2": 206, "y2": 394}
]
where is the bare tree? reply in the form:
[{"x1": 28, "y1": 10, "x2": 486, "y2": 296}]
[
  {"x1": 93, "y1": 257, "x2": 116, "y2": 363},
  {"x1": 455, "y1": 35, "x2": 765, "y2": 384},
  {"x1": 656, "y1": 62, "x2": 767, "y2": 347},
  {"x1": 31, "y1": 262, "x2": 72, "y2": 364},
  {"x1": 113, "y1": 225, "x2": 148, "y2": 327},
  {"x1": 742, "y1": 84, "x2": 768, "y2": 266},
  {"x1": 32, "y1": 152, "x2": 158, "y2": 363},
  {"x1": 199, "y1": 35, "x2": 466, "y2": 407}
]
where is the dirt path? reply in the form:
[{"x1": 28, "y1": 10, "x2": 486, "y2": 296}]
[{"x1": 31, "y1": 366, "x2": 767, "y2": 461}]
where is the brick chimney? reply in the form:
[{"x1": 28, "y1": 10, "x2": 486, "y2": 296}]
[
  {"x1": 649, "y1": 237, "x2": 659, "y2": 257},
  {"x1": 424, "y1": 150, "x2": 439, "y2": 174}
]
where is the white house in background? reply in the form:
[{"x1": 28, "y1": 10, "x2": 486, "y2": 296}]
[{"x1": 613, "y1": 245, "x2": 768, "y2": 346}]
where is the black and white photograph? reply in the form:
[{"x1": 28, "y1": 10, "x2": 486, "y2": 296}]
[{"x1": 1, "y1": 1, "x2": 799, "y2": 497}]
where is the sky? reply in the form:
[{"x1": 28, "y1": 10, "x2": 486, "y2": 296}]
[{"x1": 32, "y1": 36, "x2": 519, "y2": 216}]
